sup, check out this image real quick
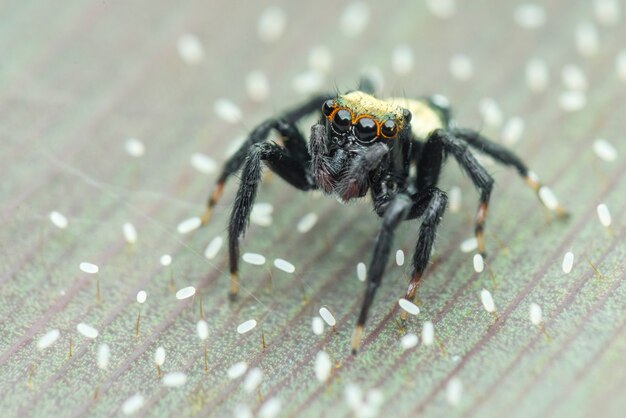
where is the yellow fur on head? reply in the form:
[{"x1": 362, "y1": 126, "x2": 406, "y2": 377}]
[
  {"x1": 335, "y1": 92, "x2": 445, "y2": 139},
  {"x1": 337, "y1": 92, "x2": 407, "y2": 128},
  {"x1": 386, "y1": 97, "x2": 444, "y2": 140}
]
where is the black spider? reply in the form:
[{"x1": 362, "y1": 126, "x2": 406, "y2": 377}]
[{"x1": 199, "y1": 79, "x2": 567, "y2": 354}]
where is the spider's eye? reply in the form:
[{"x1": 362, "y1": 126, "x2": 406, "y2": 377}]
[
  {"x1": 381, "y1": 120, "x2": 398, "y2": 138},
  {"x1": 322, "y1": 100, "x2": 336, "y2": 117},
  {"x1": 332, "y1": 109, "x2": 352, "y2": 133},
  {"x1": 355, "y1": 117, "x2": 378, "y2": 143}
]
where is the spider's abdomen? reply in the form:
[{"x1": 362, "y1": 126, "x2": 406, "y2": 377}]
[{"x1": 384, "y1": 97, "x2": 447, "y2": 141}]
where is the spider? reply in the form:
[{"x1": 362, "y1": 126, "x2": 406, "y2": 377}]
[{"x1": 199, "y1": 79, "x2": 567, "y2": 354}]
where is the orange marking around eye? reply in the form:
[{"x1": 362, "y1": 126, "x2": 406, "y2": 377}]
[
  {"x1": 380, "y1": 121, "x2": 398, "y2": 139},
  {"x1": 326, "y1": 107, "x2": 400, "y2": 139},
  {"x1": 326, "y1": 106, "x2": 351, "y2": 122},
  {"x1": 380, "y1": 128, "x2": 397, "y2": 139}
]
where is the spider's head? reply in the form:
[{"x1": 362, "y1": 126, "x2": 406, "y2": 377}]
[
  {"x1": 312, "y1": 91, "x2": 412, "y2": 199},
  {"x1": 321, "y1": 92, "x2": 411, "y2": 149}
]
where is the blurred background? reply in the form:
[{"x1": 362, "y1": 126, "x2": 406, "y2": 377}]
[{"x1": 1, "y1": 1, "x2": 625, "y2": 417}]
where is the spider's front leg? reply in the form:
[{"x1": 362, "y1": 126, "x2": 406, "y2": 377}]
[
  {"x1": 402, "y1": 187, "x2": 448, "y2": 321},
  {"x1": 351, "y1": 186, "x2": 448, "y2": 354},
  {"x1": 228, "y1": 142, "x2": 313, "y2": 300},
  {"x1": 200, "y1": 94, "x2": 331, "y2": 225},
  {"x1": 201, "y1": 118, "x2": 277, "y2": 225},
  {"x1": 352, "y1": 193, "x2": 412, "y2": 354}
]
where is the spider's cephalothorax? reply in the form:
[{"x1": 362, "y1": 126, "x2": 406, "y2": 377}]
[
  {"x1": 198, "y1": 80, "x2": 567, "y2": 354},
  {"x1": 311, "y1": 91, "x2": 450, "y2": 210},
  {"x1": 312, "y1": 92, "x2": 412, "y2": 201}
]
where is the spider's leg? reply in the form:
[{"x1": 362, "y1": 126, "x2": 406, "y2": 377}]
[
  {"x1": 228, "y1": 142, "x2": 313, "y2": 300},
  {"x1": 352, "y1": 186, "x2": 448, "y2": 353},
  {"x1": 392, "y1": 132, "x2": 447, "y2": 321},
  {"x1": 452, "y1": 127, "x2": 568, "y2": 218},
  {"x1": 200, "y1": 93, "x2": 331, "y2": 225},
  {"x1": 352, "y1": 193, "x2": 412, "y2": 354},
  {"x1": 402, "y1": 187, "x2": 448, "y2": 321},
  {"x1": 430, "y1": 129, "x2": 495, "y2": 257},
  {"x1": 201, "y1": 118, "x2": 275, "y2": 225},
  {"x1": 415, "y1": 132, "x2": 444, "y2": 193},
  {"x1": 273, "y1": 119, "x2": 308, "y2": 163}
]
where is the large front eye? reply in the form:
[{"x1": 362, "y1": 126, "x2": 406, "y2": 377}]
[
  {"x1": 381, "y1": 119, "x2": 398, "y2": 138},
  {"x1": 355, "y1": 117, "x2": 378, "y2": 143},
  {"x1": 332, "y1": 109, "x2": 352, "y2": 133}
]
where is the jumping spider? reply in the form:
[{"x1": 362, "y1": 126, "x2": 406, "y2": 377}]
[{"x1": 199, "y1": 80, "x2": 567, "y2": 354}]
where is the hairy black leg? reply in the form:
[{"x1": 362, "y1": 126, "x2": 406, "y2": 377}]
[
  {"x1": 410, "y1": 139, "x2": 423, "y2": 172},
  {"x1": 352, "y1": 194, "x2": 413, "y2": 354},
  {"x1": 391, "y1": 132, "x2": 446, "y2": 319},
  {"x1": 201, "y1": 119, "x2": 275, "y2": 225},
  {"x1": 415, "y1": 132, "x2": 445, "y2": 192},
  {"x1": 228, "y1": 142, "x2": 313, "y2": 300},
  {"x1": 402, "y1": 187, "x2": 448, "y2": 321},
  {"x1": 452, "y1": 127, "x2": 568, "y2": 217},
  {"x1": 430, "y1": 129, "x2": 494, "y2": 256},
  {"x1": 274, "y1": 119, "x2": 309, "y2": 164},
  {"x1": 336, "y1": 143, "x2": 389, "y2": 201},
  {"x1": 200, "y1": 94, "x2": 331, "y2": 225}
]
